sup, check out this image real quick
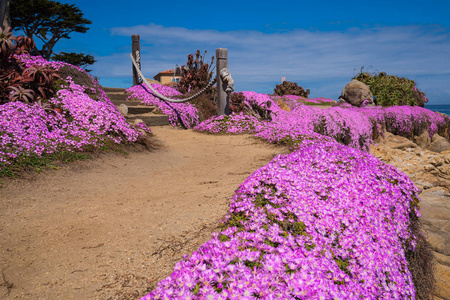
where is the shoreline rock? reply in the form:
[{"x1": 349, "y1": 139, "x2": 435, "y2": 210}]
[{"x1": 370, "y1": 133, "x2": 450, "y2": 299}]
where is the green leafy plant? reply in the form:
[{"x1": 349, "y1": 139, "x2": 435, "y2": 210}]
[
  {"x1": 273, "y1": 81, "x2": 309, "y2": 97},
  {"x1": 353, "y1": 67, "x2": 428, "y2": 107}
]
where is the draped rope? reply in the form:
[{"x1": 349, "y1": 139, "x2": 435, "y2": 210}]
[{"x1": 130, "y1": 54, "x2": 216, "y2": 103}]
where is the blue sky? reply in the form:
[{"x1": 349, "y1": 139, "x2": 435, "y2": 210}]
[{"x1": 17, "y1": 0, "x2": 450, "y2": 104}]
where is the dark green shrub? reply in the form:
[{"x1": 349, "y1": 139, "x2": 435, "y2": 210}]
[
  {"x1": 353, "y1": 68, "x2": 428, "y2": 107},
  {"x1": 273, "y1": 81, "x2": 309, "y2": 97}
]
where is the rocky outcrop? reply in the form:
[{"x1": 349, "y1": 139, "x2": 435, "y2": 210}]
[
  {"x1": 338, "y1": 79, "x2": 375, "y2": 107},
  {"x1": 430, "y1": 133, "x2": 450, "y2": 153},
  {"x1": 414, "y1": 131, "x2": 432, "y2": 149},
  {"x1": 371, "y1": 135, "x2": 450, "y2": 299}
]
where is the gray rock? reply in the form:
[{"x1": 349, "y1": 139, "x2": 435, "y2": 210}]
[
  {"x1": 434, "y1": 251, "x2": 450, "y2": 267},
  {"x1": 434, "y1": 263, "x2": 450, "y2": 300},
  {"x1": 432, "y1": 133, "x2": 440, "y2": 142},
  {"x1": 338, "y1": 79, "x2": 375, "y2": 107},
  {"x1": 382, "y1": 132, "x2": 419, "y2": 149},
  {"x1": 414, "y1": 131, "x2": 431, "y2": 149},
  {"x1": 426, "y1": 230, "x2": 450, "y2": 255},
  {"x1": 429, "y1": 135, "x2": 450, "y2": 153},
  {"x1": 118, "y1": 104, "x2": 128, "y2": 115}
]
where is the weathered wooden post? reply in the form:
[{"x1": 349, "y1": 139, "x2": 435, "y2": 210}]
[
  {"x1": 132, "y1": 35, "x2": 142, "y2": 85},
  {"x1": 216, "y1": 48, "x2": 230, "y2": 116}
]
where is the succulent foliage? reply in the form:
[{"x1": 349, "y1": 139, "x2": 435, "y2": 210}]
[{"x1": 0, "y1": 27, "x2": 60, "y2": 104}]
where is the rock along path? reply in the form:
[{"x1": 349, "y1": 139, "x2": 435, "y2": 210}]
[
  {"x1": 371, "y1": 133, "x2": 450, "y2": 300},
  {"x1": 0, "y1": 127, "x2": 286, "y2": 299}
]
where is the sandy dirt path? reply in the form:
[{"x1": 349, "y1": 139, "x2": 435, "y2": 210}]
[{"x1": 0, "y1": 127, "x2": 286, "y2": 299}]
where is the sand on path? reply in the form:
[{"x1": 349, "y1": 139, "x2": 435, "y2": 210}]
[{"x1": 0, "y1": 126, "x2": 286, "y2": 299}]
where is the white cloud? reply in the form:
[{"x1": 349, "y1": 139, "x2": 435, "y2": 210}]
[{"x1": 96, "y1": 23, "x2": 450, "y2": 104}]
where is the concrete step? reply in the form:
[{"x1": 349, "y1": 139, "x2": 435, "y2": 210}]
[
  {"x1": 127, "y1": 105, "x2": 156, "y2": 114},
  {"x1": 102, "y1": 87, "x2": 127, "y2": 93},
  {"x1": 110, "y1": 99, "x2": 141, "y2": 106},
  {"x1": 107, "y1": 93, "x2": 129, "y2": 101},
  {"x1": 126, "y1": 113, "x2": 170, "y2": 126}
]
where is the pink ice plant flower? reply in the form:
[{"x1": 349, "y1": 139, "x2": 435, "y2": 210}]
[
  {"x1": 273, "y1": 95, "x2": 335, "y2": 107},
  {"x1": 194, "y1": 91, "x2": 448, "y2": 152},
  {"x1": 141, "y1": 91, "x2": 444, "y2": 298},
  {"x1": 194, "y1": 112, "x2": 265, "y2": 134},
  {"x1": 1, "y1": 55, "x2": 149, "y2": 170},
  {"x1": 126, "y1": 84, "x2": 199, "y2": 128},
  {"x1": 144, "y1": 140, "x2": 419, "y2": 299}
]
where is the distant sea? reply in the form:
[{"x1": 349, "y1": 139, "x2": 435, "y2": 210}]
[{"x1": 425, "y1": 104, "x2": 450, "y2": 117}]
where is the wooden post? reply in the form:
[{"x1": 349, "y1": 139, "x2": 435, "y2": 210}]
[
  {"x1": 216, "y1": 48, "x2": 230, "y2": 116},
  {"x1": 132, "y1": 35, "x2": 142, "y2": 85}
]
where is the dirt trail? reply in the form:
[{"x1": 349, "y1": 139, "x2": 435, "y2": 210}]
[{"x1": 0, "y1": 127, "x2": 285, "y2": 299}]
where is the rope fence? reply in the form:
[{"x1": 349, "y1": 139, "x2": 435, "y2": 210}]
[
  {"x1": 130, "y1": 35, "x2": 234, "y2": 115},
  {"x1": 130, "y1": 53, "x2": 216, "y2": 103}
]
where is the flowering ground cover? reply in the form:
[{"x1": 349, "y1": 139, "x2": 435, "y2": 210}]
[
  {"x1": 139, "y1": 90, "x2": 439, "y2": 299},
  {"x1": 194, "y1": 113, "x2": 264, "y2": 135},
  {"x1": 145, "y1": 140, "x2": 421, "y2": 299},
  {"x1": 0, "y1": 55, "x2": 148, "y2": 175},
  {"x1": 273, "y1": 95, "x2": 335, "y2": 108},
  {"x1": 197, "y1": 91, "x2": 448, "y2": 152}
]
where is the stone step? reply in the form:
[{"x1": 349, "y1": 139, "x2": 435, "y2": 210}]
[
  {"x1": 102, "y1": 86, "x2": 127, "y2": 93},
  {"x1": 107, "y1": 93, "x2": 129, "y2": 101},
  {"x1": 110, "y1": 99, "x2": 141, "y2": 106},
  {"x1": 126, "y1": 113, "x2": 170, "y2": 126},
  {"x1": 127, "y1": 105, "x2": 156, "y2": 114}
]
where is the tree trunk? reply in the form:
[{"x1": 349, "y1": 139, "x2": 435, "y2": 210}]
[{"x1": 0, "y1": 0, "x2": 11, "y2": 29}]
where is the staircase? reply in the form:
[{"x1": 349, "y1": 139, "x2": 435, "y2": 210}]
[{"x1": 102, "y1": 87, "x2": 170, "y2": 126}]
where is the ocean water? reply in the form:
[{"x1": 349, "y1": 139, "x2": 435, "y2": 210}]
[{"x1": 425, "y1": 104, "x2": 450, "y2": 117}]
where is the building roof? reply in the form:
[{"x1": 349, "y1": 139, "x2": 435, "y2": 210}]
[{"x1": 153, "y1": 68, "x2": 181, "y2": 79}]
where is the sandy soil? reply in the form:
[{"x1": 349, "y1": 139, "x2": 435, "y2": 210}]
[{"x1": 0, "y1": 127, "x2": 286, "y2": 299}]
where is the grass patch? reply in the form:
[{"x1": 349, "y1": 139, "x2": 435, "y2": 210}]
[{"x1": 0, "y1": 135, "x2": 158, "y2": 180}]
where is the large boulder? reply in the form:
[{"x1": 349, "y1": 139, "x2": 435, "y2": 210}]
[
  {"x1": 414, "y1": 131, "x2": 432, "y2": 149},
  {"x1": 339, "y1": 79, "x2": 375, "y2": 107},
  {"x1": 429, "y1": 134, "x2": 450, "y2": 153}
]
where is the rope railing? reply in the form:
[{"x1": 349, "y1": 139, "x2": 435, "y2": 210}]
[{"x1": 130, "y1": 53, "x2": 216, "y2": 103}]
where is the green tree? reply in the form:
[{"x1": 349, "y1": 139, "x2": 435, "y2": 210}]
[
  {"x1": 10, "y1": 0, "x2": 91, "y2": 60},
  {"x1": 52, "y1": 52, "x2": 96, "y2": 72}
]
